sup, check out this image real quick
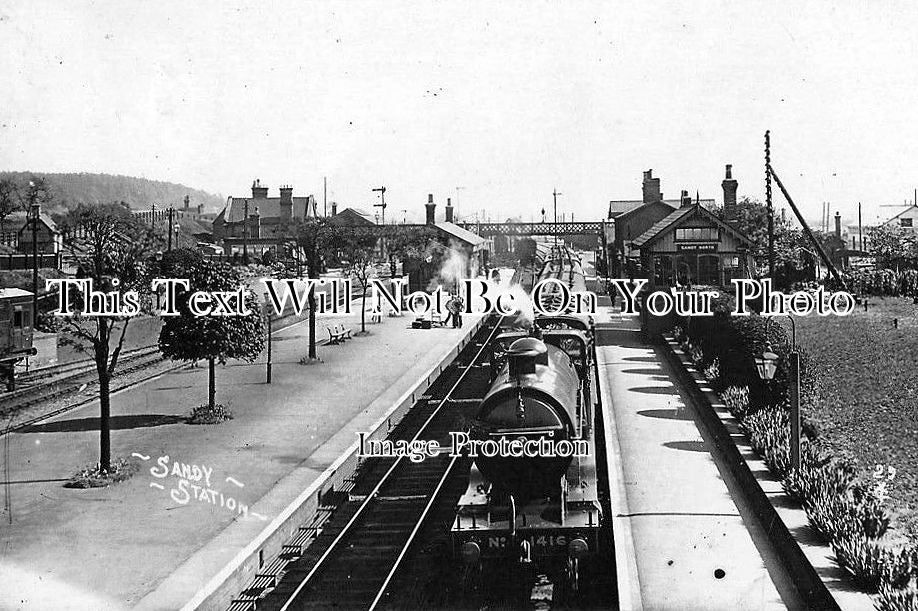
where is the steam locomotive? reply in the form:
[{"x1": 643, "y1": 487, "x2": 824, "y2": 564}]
[{"x1": 451, "y1": 245, "x2": 604, "y2": 599}]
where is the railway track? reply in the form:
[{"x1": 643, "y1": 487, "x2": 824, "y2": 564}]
[
  {"x1": 234, "y1": 318, "x2": 503, "y2": 611},
  {"x1": 0, "y1": 346, "x2": 169, "y2": 432}
]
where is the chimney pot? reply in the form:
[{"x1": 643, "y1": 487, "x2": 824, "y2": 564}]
[
  {"x1": 425, "y1": 194, "x2": 436, "y2": 225},
  {"x1": 445, "y1": 198, "x2": 454, "y2": 223},
  {"x1": 642, "y1": 169, "x2": 662, "y2": 204},
  {"x1": 251, "y1": 179, "x2": 268, "y2": 199}
]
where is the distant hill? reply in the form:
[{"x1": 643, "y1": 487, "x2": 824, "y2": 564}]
[{"x1": 0, "y1": 171, "x2": 225, "y2": 215}]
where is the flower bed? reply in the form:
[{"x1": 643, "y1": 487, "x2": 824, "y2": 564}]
[{"x1": 671, "y1": 318, "x2": 918, "y2": 608}]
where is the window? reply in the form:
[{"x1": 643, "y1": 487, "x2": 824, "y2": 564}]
[
  {"x1": 13, "y1": 309, "x2": 23, "y2": 328},
  {"x1": 901, "y1": 218, "x2": 913, "y2": 228},
  {"x1": 675, "y1": 227, "x2": 718, "y2": 241}
]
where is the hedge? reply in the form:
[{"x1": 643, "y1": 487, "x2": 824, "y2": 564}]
[{"x1": 831, "y1": 269, "x2": 918, "y2": 298}]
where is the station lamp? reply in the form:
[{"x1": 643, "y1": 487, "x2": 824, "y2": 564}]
[{"x1": 754, "y1": 344, "x2": 779, "y2": 381}]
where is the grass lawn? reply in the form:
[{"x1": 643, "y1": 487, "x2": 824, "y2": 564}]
[{"x1": 796, "y1": 296, "x2": 918, "y2": 539}]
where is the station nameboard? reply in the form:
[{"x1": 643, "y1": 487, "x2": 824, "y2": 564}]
[{"x1": 676, "y1": 243, "x2": 718, "y2": 252}]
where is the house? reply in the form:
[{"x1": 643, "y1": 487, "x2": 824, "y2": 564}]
[
  {"x1": 213, "y1": 180, "x2": 317, "y2": 242},
  {"x1": 631, "y1": 190, "x2": 753, "y2": 288},
  {"x1": 882, "y1": 204, "x2": 918, "y2": 233},
  {"x1": 606, "y1": 169, "x2": 718, "y2": 277},
  {"x1": 17, "y1": 206, "x2": 62, "y2": 254},
  {"x1": 213, "y1": 180, "x2": 318, "y2": 258}
]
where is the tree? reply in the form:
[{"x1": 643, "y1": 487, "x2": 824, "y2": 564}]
[
  {"x1": 0, "y1": 179, "x2": 22, "y2": 233},
  {"x1": 291, "y1": 218, "x2": 347, "y2": 362},
  {"x1": 715, "y1": 197, "x2": 812, "y2": 286},
  {"x1": 867, "y1": 224, "x2": 918, "y2": 270},
  {"x1": 158, "y1": 251, "x2": 266, "y2": 411},
  {"x1": 339, "y1": 232, "x2": 380, "y2": 333},
  {"x1": 384, "y1": 225, "x2": 438, "y2": 277},
  {"x1": 55, "y1": 203, "x2": 156, "y2": 472}
]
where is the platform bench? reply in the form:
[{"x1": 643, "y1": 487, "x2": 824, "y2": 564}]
[{"x1": 327, "y1": 325, "x2": 348, "y2": 344}]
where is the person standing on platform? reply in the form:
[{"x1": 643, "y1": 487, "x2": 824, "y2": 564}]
[
  {"x1": 443, "y1": 295, "x2": 455, "y2": 327},
  {"x1": 454, "y1": 295, "x2": 464, "y2": 328}
]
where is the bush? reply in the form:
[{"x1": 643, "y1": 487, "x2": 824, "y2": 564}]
[
  {"x1": 702, "y1": 358, "x2": 720, "y2": 384},
  {"x1": 65, "y1": 458, "x2": 138, "y2": 488},
  {"x1": 188, "y1": 403, "x2": 233, "y2": 424},
  {"x1": 722, "y1": 385, "x2": 750, "y2": 420},
  {"x1": 877, "y1": 584, "x2": 918, "y2": 611},
  {"x1": 741, "y1": 407, "x2": 791, "y2": 478},
  {"x1": 831, "y1": 538, "x2": 915, "y2": 592}
]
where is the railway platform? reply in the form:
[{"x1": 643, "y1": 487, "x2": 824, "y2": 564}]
[
  {"x1": 594, "y1": 303, "x2": 805, "y2": 610},
  {"x1": 0, "y1": 301, "x2": 483, "y2": 610}
]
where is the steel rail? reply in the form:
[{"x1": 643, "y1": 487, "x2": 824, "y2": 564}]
[
  {"x1": 367, "y1": 453, "x2": 461, "y2": 611},
  {"x1": 277, "y1": 315, "x2": 504, "y2": 611}
]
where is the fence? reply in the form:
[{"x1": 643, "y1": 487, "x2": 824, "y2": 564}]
[{"x1": 0, "y1": 253, "x2": 62, "y2": 271}]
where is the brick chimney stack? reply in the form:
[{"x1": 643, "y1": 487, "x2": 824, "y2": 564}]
[
  {"x1": 835, "y1": 211, "x2": 842, "y2": 238},
  {"x1": 252, "y1": 179, "x2": 268, "y2": 199},
  {"x1": 680, "y1": 190, "x2": 692, "y2": 208},
  {"x1": 425, "y1": 194, "x2": 436, "y2": 225},
  {"x1": 722, "y1": 164, "x2": 738, "y2": 222},
  {"x1": 279, "y1": 185, "x2": 293, "y2": 222},
  {"x1": 331, "y1": 202, "x2": 337, "y2": 216},
  {"x1": 445, "y1": 197, "x2": 454, "y2": 223},
  {"x1": 642, "y1": 169, "x2": 662, "y2": 204}
]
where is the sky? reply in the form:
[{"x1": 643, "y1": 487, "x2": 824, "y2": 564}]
[{"x1": 2, "y1": 1, "x2": 918, "y2": 226}]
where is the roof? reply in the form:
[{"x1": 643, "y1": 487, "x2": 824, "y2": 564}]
[
  {"x1": 631, "y1": 204, "x2": 753, "y2": 250},
  {"x1": 609, "y1": 199, "x2": 713, "y2": 218},
  {"x1": 0, "y1": 288, "x2": 33, "y2": 299},
  {"x1": 330, "y1": 208, "x2": 376, "y2": 226},
  {"x1": 18, "y1": 212, "x2": 59, "y2": 235},
  {"x1": 882, "y1": 204, "x2": 918, "y2": 224},
  {"x1": 435, "y1": 221, "x2": 486, "y2": 246},
  {"x1": 221, "y1": 195, "x2": 316, "y2": 223}
]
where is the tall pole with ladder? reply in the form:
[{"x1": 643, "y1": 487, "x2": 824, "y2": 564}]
[
  {"x1": 553, "y1": 188, "x2": 562, "y2": 247},
  {"x1": 765, "y1": 131, "x2": 775, "y2": 278}
]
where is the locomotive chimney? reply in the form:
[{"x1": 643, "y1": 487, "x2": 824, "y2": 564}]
[{"x1": 507, "y1": 337, "x2": 548, "y2": 378}]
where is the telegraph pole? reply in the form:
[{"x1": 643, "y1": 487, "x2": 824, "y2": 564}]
[
  {"x1": 765, "y1": 131, "x2": 775, "y2": 278},
  {"x1": 29, "y1": 184, "x2": 39, "y2": 323},
  {"x1": 324, "y1": 177, "x2": 327, "y2": 217},
  {"x1": 456, "y1": 186, "x2": 465, "y2": 219},
  {"x1": 242, "y1": 199, "x2": 249, "y2": 264},
  {"x1": 167, "y1": 206, "x2": 175, "y2": 251}
]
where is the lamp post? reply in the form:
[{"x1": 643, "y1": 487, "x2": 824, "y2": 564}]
[
  {"x1": 264, "y1": 291, "x2": 273, "y2": 384},
  {"x1": 755, "y1": 315, "x2": 800, "y2": 470}
]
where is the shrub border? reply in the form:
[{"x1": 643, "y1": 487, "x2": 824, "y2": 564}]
[{"x1": 659, "y1": 335, "x2": 844, "y2": 611}]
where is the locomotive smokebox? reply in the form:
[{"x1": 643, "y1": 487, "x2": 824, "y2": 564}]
[{"x1": 507, "y1": 337, "x2": 547, "y2": 377}]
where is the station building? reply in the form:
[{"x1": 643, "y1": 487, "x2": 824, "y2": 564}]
[{"x1": 630, "y1": 182, "x2": 753, "y2": 288}]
